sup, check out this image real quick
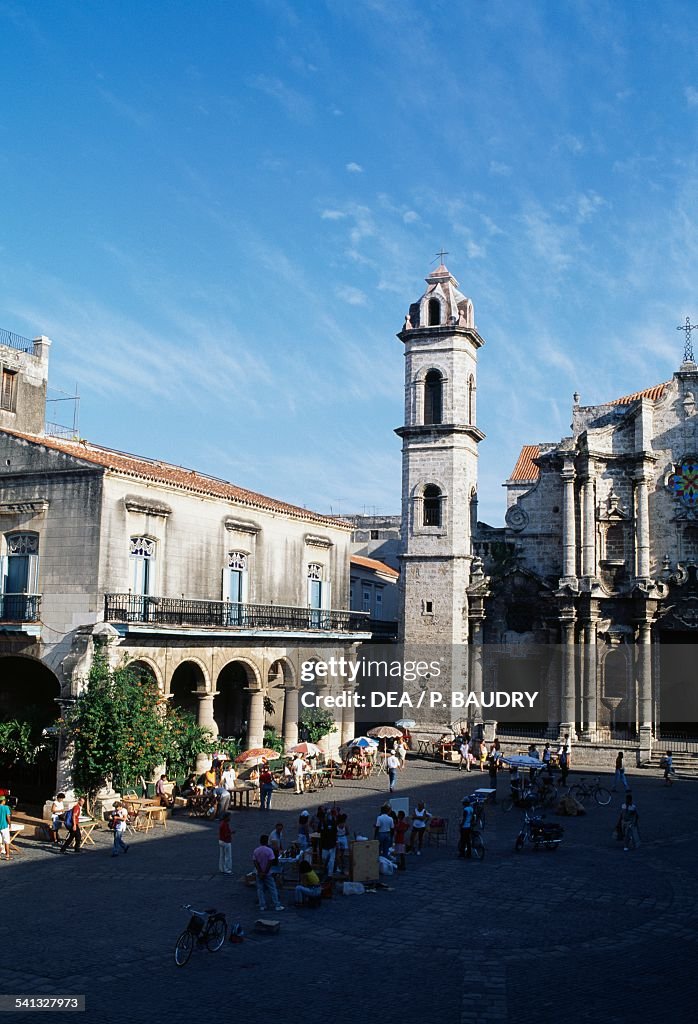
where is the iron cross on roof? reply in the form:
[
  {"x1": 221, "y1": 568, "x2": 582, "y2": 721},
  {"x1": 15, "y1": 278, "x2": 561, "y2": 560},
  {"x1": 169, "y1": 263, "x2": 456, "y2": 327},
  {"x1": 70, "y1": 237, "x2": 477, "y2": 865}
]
[
  {"x1": 677, "y1": 316, "x2": 698, "y2": 362},
  {"x1": 432, "y1": 248, "x2": 449, "y2": 266}
]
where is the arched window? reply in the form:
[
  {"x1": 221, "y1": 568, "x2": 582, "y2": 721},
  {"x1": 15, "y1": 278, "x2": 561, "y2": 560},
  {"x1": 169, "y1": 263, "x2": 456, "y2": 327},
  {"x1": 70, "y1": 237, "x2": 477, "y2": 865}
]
[
  {"x1": 467, "y1": 375, "x2": 475, "y2": 423},
  {"x1": 423, "y1": 485, "x2": 442, "y2": 527},
  {"x1": 428, "y1": 299, "x2": 441, "y2": 326},
  {"x1": 424, "y1": 370, "x2": 443, "y2": 425},
  {"x1": 605, "y1": 524, "x2": 624, "y2": 561}
]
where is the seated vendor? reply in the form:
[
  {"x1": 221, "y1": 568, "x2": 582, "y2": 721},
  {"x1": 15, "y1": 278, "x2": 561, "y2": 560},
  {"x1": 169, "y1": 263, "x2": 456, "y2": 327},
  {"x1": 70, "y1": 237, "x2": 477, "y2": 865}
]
[
  {"x1": 294, "y1": 860, "x2": 322, "y2": 906},
  {"x1": 155, "y1": 774, "x2": 174, "y2": 808}
]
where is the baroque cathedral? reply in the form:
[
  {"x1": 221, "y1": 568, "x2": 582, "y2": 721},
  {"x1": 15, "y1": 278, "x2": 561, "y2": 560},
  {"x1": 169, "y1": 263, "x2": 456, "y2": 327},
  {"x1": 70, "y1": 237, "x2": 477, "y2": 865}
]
[{"x1": 397, "y1": 264, "x2": 698, "y2": 762}]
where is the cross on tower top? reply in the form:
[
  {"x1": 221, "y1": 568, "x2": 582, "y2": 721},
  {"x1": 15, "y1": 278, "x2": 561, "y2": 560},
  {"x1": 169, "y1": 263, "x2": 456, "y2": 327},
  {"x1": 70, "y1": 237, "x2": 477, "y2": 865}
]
[
  {"x1": 432, "y1": 248, "x2": 449, "y2": 266},
  {"x1": 677, "y1": 316, "x2": 698, "y2": 363}
]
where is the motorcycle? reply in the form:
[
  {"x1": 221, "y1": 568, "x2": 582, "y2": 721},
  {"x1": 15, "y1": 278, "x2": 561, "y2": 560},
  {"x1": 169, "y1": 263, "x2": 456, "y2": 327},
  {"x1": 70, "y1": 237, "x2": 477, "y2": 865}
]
[{"x1": 514, "y1": 809, "x2": 563, "y2": 852}]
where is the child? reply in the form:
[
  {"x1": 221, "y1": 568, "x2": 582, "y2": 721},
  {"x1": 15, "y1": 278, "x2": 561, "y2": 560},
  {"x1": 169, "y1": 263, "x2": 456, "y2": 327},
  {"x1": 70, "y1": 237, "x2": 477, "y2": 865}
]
[
  {"x1": 393, "y1": 810, "x2": 410, "y2": 871},
  {"x1": 335, "y1": 813, "x2": 349, "y2": 873}
]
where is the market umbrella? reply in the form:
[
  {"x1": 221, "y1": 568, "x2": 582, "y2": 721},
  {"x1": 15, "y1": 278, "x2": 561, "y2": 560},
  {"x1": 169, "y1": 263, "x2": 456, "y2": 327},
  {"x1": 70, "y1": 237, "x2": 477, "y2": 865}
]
[
  {"x1": 367, "y1": 726, "x2": 403, "y2": 739},
  {"x1": 501, "y1": 755, "x2": 544, "y2": 769},
  {"x1": 288, "y1": 742, "x2": 323, "y2": 757},
  {"x1": 394, "y1": 719, "x2": 416, "y2": 729},
  {"x1": 235, "y1": 747, "x2": 278, "y2": 763},
  {"x1": 347, "y1": 736, "x2": 379, "y2": 748}
]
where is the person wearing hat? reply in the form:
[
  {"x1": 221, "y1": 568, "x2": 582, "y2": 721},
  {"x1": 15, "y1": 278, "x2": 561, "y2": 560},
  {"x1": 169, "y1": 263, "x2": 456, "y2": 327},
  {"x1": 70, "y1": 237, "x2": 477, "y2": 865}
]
[
  {"x1": 297, "y1": 811, "x2": 310, "y2": 850},
  {"x1": 458, "y1": 797, "x2": 474, "y2": 859}
]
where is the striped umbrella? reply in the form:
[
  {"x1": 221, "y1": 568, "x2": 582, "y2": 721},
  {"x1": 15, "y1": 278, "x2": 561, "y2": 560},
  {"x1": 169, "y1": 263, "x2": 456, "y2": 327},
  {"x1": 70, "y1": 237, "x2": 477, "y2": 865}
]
[{"x1": 235, "y1": 747, "x2": 278, "y2": 763}]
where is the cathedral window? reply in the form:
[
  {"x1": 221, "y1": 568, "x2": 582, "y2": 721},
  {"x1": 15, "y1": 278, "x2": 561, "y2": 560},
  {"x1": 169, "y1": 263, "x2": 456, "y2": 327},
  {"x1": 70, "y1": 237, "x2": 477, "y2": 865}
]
[
  {"x1": 423, "y1": 485, "x2": 442, "y2": 527},
  {"x1": 424, "y1": 370, "x2": 443, "y2": 425},
  {"x1": 428, "y1": 299, "x2": 441, "y2": 326}
]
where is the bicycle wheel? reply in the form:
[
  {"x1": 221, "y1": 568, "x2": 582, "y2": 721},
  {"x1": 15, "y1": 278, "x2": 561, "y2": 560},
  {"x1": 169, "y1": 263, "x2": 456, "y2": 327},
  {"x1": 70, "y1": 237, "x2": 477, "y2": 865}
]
[
  {"x1": 174, "y1": 930, "x2": 194, "y2": 966},
  {"x1": 570, "y1": 785, "x2": 590, "y2": 804},
  {"x1": 206, "y1": 916, "x2": 227, "y2": 952},
  {"x1": 471, "y1": 833, "x2": 485, "y2": 860},
  {"x1": 594, "y1": 787, "x2": 612, "y2": 807}
]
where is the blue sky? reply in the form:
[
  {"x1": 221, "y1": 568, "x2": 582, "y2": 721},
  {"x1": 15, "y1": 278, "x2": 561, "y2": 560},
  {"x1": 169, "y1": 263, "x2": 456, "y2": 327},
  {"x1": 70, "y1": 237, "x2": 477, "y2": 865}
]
[{"x1": 2, "y1": 0, "x2": 698, "y2": 525}]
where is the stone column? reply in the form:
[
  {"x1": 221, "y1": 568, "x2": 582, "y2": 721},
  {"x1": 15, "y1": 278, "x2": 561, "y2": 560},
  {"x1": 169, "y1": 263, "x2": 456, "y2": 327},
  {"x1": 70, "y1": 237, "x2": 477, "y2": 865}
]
[
  {"x1": 634, "y1": 469, "x2": 651, "y2": 580},
  {"x1": 341, "y1": 692, "x2": 356, "y2": 747},
  {"x1": 469, "y1": 620, "x2": 484, "y2": 728},
  {"x1": 637, "y1": 622, "x2": 653, "y2": 763},
  {"x1": 581, "y1": 476, "x2": 596, "y2": 579},
  {"x1": 196, "y1": 692, "x2": 217, "y2": 773},
  {"x1": 282, "y1": 686, "x2": 299, "y2": 751},
  {"x1": 246, "y1": 688, "x2": 265, "y2": 749},
  {"x1": 581, "y1": 622, "x2": 597, "y2": 740},
  {"x1": 560, "y1": 460, "x2": 577, "y2": 585},
  {"x1": 559, "y1": 621, "x2": 577, "y2": 740}
]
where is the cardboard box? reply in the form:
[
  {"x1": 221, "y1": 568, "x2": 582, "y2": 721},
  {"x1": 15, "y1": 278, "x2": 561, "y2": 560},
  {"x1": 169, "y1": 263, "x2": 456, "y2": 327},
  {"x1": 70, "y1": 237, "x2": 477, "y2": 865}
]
[{"x1": 349, "y1": 839, "x2": 379, "y2": 883}]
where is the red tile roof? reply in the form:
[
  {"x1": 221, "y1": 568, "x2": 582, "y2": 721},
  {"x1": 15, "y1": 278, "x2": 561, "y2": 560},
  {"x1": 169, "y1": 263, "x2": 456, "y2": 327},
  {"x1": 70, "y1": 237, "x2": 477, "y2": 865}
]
[
  {"x1": 350, "y1": 555, "x2": 399, "y2": 578},
  {"x1": 609, "y1": 382, "x2": 670, "y2": 405},
  {"x1": 1, "y1": 429, "x2": 351, "y2": 529},
  {"x1": 508, "y1": 444, "x2": 540, "y2": 482}
]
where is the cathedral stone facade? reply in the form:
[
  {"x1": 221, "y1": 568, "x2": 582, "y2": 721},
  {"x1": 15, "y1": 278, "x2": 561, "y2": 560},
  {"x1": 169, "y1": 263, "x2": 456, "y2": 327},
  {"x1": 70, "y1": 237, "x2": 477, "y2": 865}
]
[{"x1": 398, "y1": 265, "x2": 698, "y2": 761}]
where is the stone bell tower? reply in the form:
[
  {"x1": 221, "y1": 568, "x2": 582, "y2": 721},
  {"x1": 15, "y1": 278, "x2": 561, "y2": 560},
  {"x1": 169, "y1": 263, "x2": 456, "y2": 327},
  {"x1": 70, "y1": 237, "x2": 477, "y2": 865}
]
[{"x1": 396, "y1": 262, "x2": 485, "y2": 670}]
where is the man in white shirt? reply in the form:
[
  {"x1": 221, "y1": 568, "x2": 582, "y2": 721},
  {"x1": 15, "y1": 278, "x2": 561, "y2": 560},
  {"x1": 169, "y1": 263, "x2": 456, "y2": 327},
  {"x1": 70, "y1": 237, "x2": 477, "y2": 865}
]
[
  {"x1": 374, "y1": 805, "x2": 394, "y2": 858},
  {"x1": 292, "y1": 756, "x2": 306, "y2": 794},
  {"x1": 386, "y1": 752, "x2": 400, "y2": 792}
]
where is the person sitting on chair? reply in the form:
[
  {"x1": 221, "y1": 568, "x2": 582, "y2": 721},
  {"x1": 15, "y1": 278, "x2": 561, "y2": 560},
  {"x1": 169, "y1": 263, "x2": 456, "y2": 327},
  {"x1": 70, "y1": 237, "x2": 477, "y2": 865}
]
[{"x1": 295, "y1": 860, "x2": 322, "y2": 906}]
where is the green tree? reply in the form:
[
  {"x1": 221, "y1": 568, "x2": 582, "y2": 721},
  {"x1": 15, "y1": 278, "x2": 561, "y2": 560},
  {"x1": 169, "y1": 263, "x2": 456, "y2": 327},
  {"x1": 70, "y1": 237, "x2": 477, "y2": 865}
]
[
  {"x1": 298, "y1": 709, "x2": 337, "y2": 744},
  {"x1": 63, "y1": 648, "x2": 216, "y2": 806},
  {"x1": 0, "y1": 718, "x2": 46, "y2": 773}
]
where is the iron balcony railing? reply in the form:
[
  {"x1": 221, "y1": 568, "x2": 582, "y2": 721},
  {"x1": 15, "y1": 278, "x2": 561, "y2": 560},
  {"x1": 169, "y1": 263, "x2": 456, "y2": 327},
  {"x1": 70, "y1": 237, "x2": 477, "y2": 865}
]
[
  {"x1": 105, "y1": 593, "x2": 370, "y2": 633},
  {"x1": 0, "y1": 327, "x2": 33, "y2": 354},
  {"x1": 0, "y1": 594, "x2": 42, "y2": 622}
]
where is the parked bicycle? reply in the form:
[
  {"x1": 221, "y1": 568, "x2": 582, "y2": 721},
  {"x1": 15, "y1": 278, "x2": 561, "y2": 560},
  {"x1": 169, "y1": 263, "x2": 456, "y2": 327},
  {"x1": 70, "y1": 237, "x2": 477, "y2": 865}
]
[
  {"x1": 471, "y1": 824, "x2": 485, "y2": 860},
  {"x1": 174, "y1": 905, "x2": 227, "y2": 966},
  {"x1": 565, "y1": 776, "x2": 612, "y2": 806}
]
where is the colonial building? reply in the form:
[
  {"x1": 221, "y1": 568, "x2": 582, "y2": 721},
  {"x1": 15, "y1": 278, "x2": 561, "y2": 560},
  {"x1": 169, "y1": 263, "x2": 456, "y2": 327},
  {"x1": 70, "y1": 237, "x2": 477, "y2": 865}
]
[
  {"x1": 397, "y1": 266, "x2": 698, "y2": 761},
  {"x1": 0, "y1": 328, "x2": 369, "y2": 795}
]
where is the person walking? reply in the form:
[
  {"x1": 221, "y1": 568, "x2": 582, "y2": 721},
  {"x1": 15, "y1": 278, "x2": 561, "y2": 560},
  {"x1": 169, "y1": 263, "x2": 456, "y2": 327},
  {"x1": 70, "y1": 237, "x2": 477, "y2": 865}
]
[
  {"x1": 252, "y1": 835, "x2": 284, "y2": 912},
  {"x1": 386, "y1": 750, "x2": 400, "y2": 792},
  {"x1": 60, "y1": 796, "x2": 85, "y2": 854},
  {"x1": 259, "y1": 762, "x2": 275, "y2": 810},
  {"x1": 458, "y1": 797, "x2": 474, "y2": 859},
  {"x1": 292, "y1": 754, "x2": 306, "y2": 795},
  {"x1": 663, "y1": 750, "x2": 676, "y2": 786},
  {"x1": 617, "y1": 792, "x2": 640, "y2": 851},
  {"x1": 487, "y1": 748, "x2": 499, "y2": 801},
  {"x1": 0, "y1": 795, "x2": 12, "y2": 861},
  {"x1": 218, "y1": 812, "x2": 234, "y2": 874},
  {"x1": 558, "y1": 747, "x2": 569, "y2": 788},
  {"x1": 613, "y1": 751, "x2": 629, "y2": 791},
  {"x1": 110, "y1": 802, "x2": 129, "y2": 857},
  {"x1": 319, "y1": 812, "x2": 337, "y2": 876},
  {"x1": 409, "y1": 801, "x2": 431, "y2": 855}
]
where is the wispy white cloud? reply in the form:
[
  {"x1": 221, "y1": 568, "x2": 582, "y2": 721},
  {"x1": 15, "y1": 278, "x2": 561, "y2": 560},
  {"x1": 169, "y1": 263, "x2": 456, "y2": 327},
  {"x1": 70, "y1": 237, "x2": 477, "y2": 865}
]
[
  {"x1": 336, "y1": 284, "x2": 367, "y2": 306},
  {"x1": 489, "y1": 160, "x2": 511, "y2": 176},
  {"x1": 685, "y1": 85, "x2": 698, "y2": 107},
  {"x1": 321, "y1": 208, "x2": 346, "y2": 220},
  {"x1": 246, "y1": 74, "x2": 313, "y2": 122},
  {"x1": 403, "y1": 210, "x2": 419, "y2": 223},
  {"x1": 346, "y1": 161, "x2": 363, "y2": 173},
  {"x1": 98, "y1": 89, "x2": 151, "y2": 128}
]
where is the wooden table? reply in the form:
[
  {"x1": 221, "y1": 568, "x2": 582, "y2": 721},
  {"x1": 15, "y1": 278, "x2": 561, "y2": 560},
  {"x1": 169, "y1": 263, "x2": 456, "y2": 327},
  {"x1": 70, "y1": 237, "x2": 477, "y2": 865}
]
[
  {"x1": 231, "y1": 785, "x2": 254, "y2": 809},
  {"x1": 137, "y1": 806, "x2": 167, "y2": 830},
  {"x1": 7, "y1": 823, "x2": 24, "y2": 854},
  {"x1": 417, "y1": 740, "x2": 430, "y2": 755},
  {"x1": 78, "y1": 818, "x2": 100, "y2": 845}
]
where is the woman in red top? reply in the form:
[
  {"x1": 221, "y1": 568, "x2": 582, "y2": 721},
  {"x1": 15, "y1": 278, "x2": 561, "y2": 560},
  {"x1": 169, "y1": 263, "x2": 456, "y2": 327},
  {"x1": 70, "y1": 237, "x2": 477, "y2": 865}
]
[
  {"x1": 393, "y1": 811, "x2": 410, "y2": 871},
  {"x1": 259, "y1": 762, "x2": 275, "y2": 811},
  {"x1": 218, "y1": 812, "x2": 234, "y2": 874}
]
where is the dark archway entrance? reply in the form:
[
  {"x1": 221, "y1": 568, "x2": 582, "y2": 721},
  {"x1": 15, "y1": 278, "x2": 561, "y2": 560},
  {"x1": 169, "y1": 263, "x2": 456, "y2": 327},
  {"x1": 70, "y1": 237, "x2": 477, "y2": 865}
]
[
  {"x1": 169, "y1": 662, "x2": 204, "y2": 719},
  {"x1": 128, "y1": 660, "x2": 158, "y2": 687},
  {"x1": 215, "y1": 663, "x2": 251, "y2": 741},
  {"x1": 658, "y1": 630, "x2": 698, "y2": 738},
  {"x1": 0, "y1": 656, "x2": 60, "y2": 801}
]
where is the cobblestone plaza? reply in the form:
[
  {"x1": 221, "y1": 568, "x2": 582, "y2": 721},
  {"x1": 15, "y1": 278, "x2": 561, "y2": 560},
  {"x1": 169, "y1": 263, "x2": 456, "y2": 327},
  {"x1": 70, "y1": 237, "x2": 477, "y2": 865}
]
[{"x1": 5, "y1": 759, "x2": 697, "y2": 1023}]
